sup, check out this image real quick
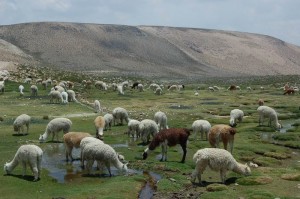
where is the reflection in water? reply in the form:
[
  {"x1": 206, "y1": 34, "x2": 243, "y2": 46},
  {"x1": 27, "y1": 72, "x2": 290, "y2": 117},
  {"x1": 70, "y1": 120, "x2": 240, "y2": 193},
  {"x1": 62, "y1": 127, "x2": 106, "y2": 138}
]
[
  {"x1": 42, "y1": 143, "x2": 83, "y2": 183},
  {"x1": 42, "y1": 142, "x2": 162, "y2": 199},
  {"x1": 139, "y1": 171, "x2": 162, "y2": 199}
]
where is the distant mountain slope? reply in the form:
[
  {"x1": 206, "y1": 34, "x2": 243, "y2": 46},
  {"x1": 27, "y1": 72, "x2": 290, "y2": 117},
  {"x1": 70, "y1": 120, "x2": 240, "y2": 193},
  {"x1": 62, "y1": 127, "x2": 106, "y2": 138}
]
[{"x1": 0, "y1": 22, "x2": 300, "y2": 78}]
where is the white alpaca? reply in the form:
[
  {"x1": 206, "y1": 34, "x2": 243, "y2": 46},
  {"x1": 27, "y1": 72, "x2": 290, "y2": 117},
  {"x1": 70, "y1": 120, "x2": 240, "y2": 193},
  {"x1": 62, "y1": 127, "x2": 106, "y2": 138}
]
[
  {"x1": 191, "y1": 148, "x2": 251, "y2": 184},
  {"x1": 4, "y1": 144, "x2": 43, "y2": 181},
  {"x1": 82, "y1": 142, "x2": 128, "y2": 176},
  {"x1": 61, "y1": 91, "x2": 68, "y2": 104},
  {"x1": 168, "y1": 85, "x2": 178, "y2": 91},
  {"x1": 128, "y1": 119, "x2": 141, "y2": 138},
  {"x1": 229, "y1": 109, "x2": 244, "y2": 127},
  {"x1": 103, "y1": 113, "x2": 114, "y2": 130},
  {"x1": 137, "y1": 83, "x2": 144, "y2": 92},
  {"x1": 13, "y1": 114, "x2": 31, "y2": 135},
  {"x1": 0, "y1": 81, "x2": 4, "y2": 93},
  {"x1": 79, "y1": 137, "x2": 104, "y2": 168},
  {"x1": 138, "y1": 119, "x2": 159, "y2": 143},
  {"x1": 30, "y1": 85, "x2": 38, "y2": 96},
  {"x1": 66, "y1": 90, "x2": 77, "y2": 102},
  {"x1": 117, "y1": 85, "x2": 124, "y2": 95},
  {"x1": 192, "y1": 119, "x2": 211, "y2": 140},
  {"x1": 154, "y1": 87, "x2": 162, "y2": 95},
  {"x1": 257, "y1": 106, "x2": 281, "y2": 129},
  {"x1": 39, "y1": 118, "x2": 72, "y2": 142},
  {"x1": 18, "y1": 85, "x2": 24, "y2": 96},
  {"x1": 94, "y1": 100, "x2": 101, "y2": 113},
  {"x1": 112, "y1": 107, "x2": 129, "y2": 125},
  {"x1": 154, "y1": 111, "x2": 168, "y2": 130},
  {"x1": 49, "y1": 90, "x2": 63, "y2": 103}
]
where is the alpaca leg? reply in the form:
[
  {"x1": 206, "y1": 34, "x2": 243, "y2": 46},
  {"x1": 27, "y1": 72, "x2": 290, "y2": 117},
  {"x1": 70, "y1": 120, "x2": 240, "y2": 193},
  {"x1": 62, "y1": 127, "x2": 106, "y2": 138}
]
[
  {"x1": 22, "y1": 162, "x2": 27, "y2": 177},
  {"x1": 105, "y1": 162, "x2": 112, "y2": 177},
  {"x1": 160, "y1": 144, "x2": 166, "y2": 161},
  {"x1": 220, "y1": 169, "x2": 227, "y2": 184},
  {"x1": 32, "y1": 166, "x2": 39, "y2": 181},
  {"x1": 86, "y1": 160, "x2": 94, "y2": 174},
  {"x1": 229, "y1": 139, "x2": 234, "y2": 154},
  {"x1": 180, "y1": 143, "x2": 187, "y2": 163},
  {"x1": 37, "y1": 159, "x2": 42, "y2": 179},
  {"x1": 26, "y1": 123, "x2": 29, "y2": 134},
  {"x1": 191, "y1": 160, "x2": 208, "y2": 184},
  {"x1": 21, "y1": 126, "x2": 24, "y2": 134}
]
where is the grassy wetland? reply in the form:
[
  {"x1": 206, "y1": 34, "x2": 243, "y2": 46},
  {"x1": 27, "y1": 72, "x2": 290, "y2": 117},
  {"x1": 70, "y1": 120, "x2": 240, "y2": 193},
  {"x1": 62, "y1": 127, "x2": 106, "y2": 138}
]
[{"x1": 1, "y1": 71, "x2": 300, "y2": 199}]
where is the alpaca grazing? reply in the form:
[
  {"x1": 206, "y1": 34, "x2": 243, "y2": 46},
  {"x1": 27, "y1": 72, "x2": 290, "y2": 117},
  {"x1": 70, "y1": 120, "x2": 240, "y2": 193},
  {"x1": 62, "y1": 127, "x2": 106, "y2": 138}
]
[
  {"x1": 257, "y1": 105, "x2": 281, "y2": 129},
  {"x1": 191, "y1": 148, "x2": 251, "y2": 184},
  {"x1": 283, "y1": 88, "x2": 295, "y2": 95},
  {"x1": 63, "y1": 132, "x2": 92, "y2": 161},
  {"x1": 142, "y1": 128, "x2": 191, "y2": 163},
  {"x1": 208, "y1": 124, "x2": 236, "y2": 154},
  {"x1": 4, "y1": 144, "x2": 43, "y2": 181}
]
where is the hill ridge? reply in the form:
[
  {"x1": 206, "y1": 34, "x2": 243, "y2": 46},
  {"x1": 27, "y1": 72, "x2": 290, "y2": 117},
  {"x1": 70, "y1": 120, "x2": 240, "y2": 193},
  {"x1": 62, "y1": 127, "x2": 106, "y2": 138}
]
[{"x1": 0, "y1": 22, "x2": 300, "y2": 79}]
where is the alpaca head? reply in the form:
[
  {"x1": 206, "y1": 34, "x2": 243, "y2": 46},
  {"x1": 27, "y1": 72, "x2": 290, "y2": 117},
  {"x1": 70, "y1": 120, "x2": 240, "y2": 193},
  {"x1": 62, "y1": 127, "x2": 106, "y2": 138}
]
[
  {"x1": 39, "y1": 134, "x2": 46, "y2": 142},
  {"x1": 229, "y1": 118, "x2": 237, "y2": 127},
  {"x1": 121, "y1": 163, "x2": 128, "y2": 174},
  {"x1": 4, "y1": 163, "x2": 10, "y2": 174},
  {"x1": 276, "y1": 123, "x2": 282, "y2": 129},
  {"x1": 244, "y1": 163, "x2": 252, "y2": 176}
]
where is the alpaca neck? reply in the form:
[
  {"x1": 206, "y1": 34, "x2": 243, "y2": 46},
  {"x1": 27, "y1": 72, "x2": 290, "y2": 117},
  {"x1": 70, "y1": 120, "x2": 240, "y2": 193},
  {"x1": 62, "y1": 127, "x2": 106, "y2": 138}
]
[
  {"x1": 6, "y1": 157, "x2": 19, "y2": 172},
  {"x1": 112, "y1": 157, "x2": 124, "y2": 170},
  {"x1": 232, "y1": 162, "x2": 246, "y2": 175}
]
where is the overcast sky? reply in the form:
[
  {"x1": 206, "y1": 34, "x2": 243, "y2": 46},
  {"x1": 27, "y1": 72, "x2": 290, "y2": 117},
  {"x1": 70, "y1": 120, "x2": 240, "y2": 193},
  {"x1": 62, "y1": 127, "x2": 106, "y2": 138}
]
[{"x1": 1, "y1": 0, "x2": 300, "y2": 46}]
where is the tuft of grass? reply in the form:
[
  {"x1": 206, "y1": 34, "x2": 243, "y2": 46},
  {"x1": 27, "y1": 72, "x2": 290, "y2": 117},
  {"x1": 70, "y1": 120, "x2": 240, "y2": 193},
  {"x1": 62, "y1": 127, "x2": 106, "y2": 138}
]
[
  {"x1": 206, "y1": 183, "x2": 228, "y2": 192},
  {"x1": 281, "y1": 173, "x2": 300, "y2": 181},
  {"x1": 237, "y1": 176, "x2": 273, "y2": 185}
]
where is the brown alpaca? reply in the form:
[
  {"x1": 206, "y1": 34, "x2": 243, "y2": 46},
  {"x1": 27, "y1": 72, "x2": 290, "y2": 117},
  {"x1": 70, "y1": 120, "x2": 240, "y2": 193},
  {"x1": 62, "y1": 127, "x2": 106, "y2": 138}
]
[
  {"x1": 283, "y1": 88, "x2": 295, "y2": 95},
  {"x1": 258, "y1": 99, "x2": 264, "y2": 106},
  {"x1": 94, "y1": 116, "x2": 105, "y2": 140},
  {"x1": 228, "y1": 85, "x2": 237, "y2": 91},
  {"x1": 142, "y1": 128, "x2": 191, "y2": 163},
  {"x1": 208, "y1": 124, "x2": 236, "y2": 154},
  {"x1": 63, "y1": 132, "x2": 92, "y2": 161}
]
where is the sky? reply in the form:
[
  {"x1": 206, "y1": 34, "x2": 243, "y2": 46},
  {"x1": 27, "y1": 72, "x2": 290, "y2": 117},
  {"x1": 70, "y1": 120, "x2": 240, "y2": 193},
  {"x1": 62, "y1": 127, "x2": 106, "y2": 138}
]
[{"x1": 0, "y1": 0, "x2": 300, "y2": 46}]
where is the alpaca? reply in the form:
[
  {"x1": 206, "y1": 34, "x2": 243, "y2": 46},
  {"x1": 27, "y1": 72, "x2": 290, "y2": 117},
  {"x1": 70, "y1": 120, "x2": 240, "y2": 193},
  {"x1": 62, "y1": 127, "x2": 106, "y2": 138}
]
[
  {"x1": 191, "y1": 148, "x2": 251, "y2": 184},
  {"x1": 13, "y1": 114, "x2": 31, "y2": 135},
  {"x1": 192, "y1": 120, "x2": 211, "y2": 140},
  {"x1": 143, "y1": 128, "x2": 191, "y2": 163},
  {"x1": 94, "y1": 116, "x2": 105, "y2": 140},
  {"x1": 39, "y1": 118, "x2": 72, "y2": 142},
  {"x1": 229, "y1": 109, "x2": 244, "y2": 127},
  {"x1": 257, "y1": 106, "x2": 281, "y2": 129},
  {"x1": 154, "y1": 111, "x2": 168, "y2": 130},
  {"x1": 208, "y1": 124, "x2": 236, "y2": 154},
  {"x1": 4, "y1": 144, "x2": 43, "y2": 181},
  {"x1": 258, "y1": 99, "x2": 264, "y2": 106},
  {"x1": 63, "y1": 132, "x2": 92, "y2": 161}
]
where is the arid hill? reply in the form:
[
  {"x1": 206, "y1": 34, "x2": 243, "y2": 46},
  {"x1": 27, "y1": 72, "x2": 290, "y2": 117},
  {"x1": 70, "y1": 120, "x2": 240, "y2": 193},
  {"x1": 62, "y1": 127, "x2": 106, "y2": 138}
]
[{"x1": 0, "y1": 22, "x2": 300, "y2": 79}]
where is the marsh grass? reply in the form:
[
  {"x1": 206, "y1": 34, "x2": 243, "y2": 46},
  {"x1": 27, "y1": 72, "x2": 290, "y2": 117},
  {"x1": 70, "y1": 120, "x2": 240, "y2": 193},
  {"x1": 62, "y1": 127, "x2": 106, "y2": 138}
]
[{"x1": 1, "y1": 72, "x2": 300, "y2": 198}]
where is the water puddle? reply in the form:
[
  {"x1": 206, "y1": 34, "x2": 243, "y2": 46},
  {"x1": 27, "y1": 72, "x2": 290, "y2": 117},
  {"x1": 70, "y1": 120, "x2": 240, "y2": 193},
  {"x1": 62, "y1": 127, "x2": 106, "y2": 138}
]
[
  {"x1": 169, "y1": 104, "x2": 193, "y2": 109},
  {"x1": 139, "y1": 171, "x2": 162, "y2": 199},
  {"x1": 260, "y1": 119, "x2": 297, "y2": 142},
  {"x1": 42, "y1": 143, "x2": 162, "y2": 198}
]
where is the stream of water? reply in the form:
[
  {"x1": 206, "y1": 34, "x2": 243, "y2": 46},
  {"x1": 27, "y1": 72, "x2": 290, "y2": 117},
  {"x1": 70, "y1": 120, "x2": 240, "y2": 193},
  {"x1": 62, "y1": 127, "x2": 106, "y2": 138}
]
[{"x1": 41, "y1": 143, "x2": 161, "y2": 198}]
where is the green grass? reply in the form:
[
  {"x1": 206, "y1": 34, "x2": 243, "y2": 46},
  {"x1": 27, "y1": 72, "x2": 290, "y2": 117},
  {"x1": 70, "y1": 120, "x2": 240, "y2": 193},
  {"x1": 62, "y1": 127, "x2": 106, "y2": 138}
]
[{"x1": 1, "y1": 71, "x2": 300, "y2": 199}]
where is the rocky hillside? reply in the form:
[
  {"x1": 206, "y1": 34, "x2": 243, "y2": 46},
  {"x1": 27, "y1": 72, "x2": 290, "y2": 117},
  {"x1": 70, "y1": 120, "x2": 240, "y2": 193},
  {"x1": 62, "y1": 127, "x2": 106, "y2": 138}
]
[{"x1": 0, "y1": 22, "x2": 300, "y2": 79}]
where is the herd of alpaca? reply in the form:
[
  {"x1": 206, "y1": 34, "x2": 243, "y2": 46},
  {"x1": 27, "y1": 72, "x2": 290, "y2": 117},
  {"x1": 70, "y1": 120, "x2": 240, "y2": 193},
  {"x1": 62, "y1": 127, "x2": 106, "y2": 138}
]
[{"x1": 4, "y1": 79, "x2": 288, "y2": 186}]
